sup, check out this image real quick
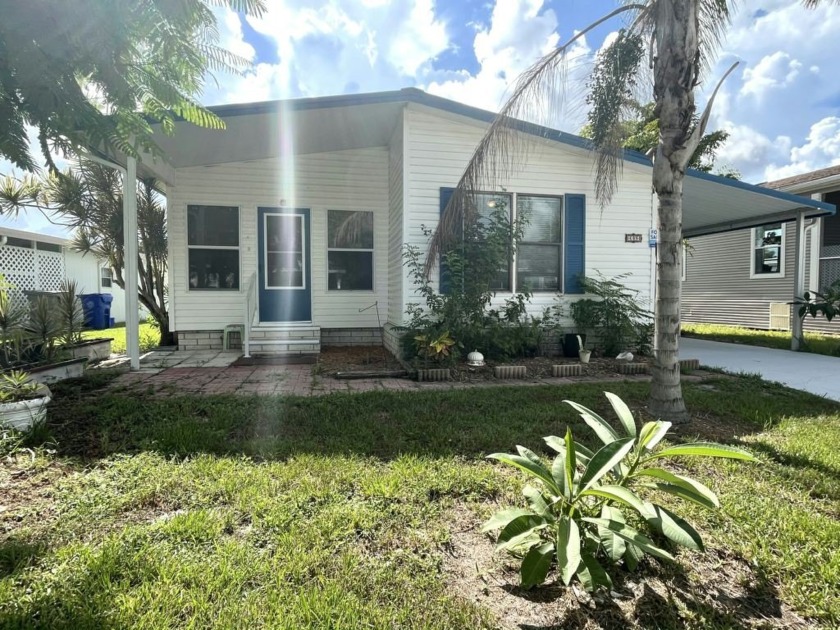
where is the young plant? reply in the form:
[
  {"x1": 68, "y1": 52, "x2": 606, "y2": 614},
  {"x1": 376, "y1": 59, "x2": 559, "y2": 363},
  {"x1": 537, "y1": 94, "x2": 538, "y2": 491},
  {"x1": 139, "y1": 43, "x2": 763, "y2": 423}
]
[
  {"x1": 414, "y1": 330, "x2": 457, "y2": 361},
  {"x1": 56, "y1": 280, "x2": 86, "y2": 346},
  {"x1": 484, "y1": 392, "x2": 757, "y2": 591},
  {"x1": 0, "y1": 370, "x2": 41, "y2": 403}
]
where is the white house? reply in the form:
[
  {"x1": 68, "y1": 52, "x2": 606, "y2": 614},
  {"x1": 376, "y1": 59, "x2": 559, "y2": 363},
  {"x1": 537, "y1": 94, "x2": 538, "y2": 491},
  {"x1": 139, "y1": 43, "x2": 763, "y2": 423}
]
[
  {"x1": 109, "y1": 88, "x2": 834, "y2": 359},
  {"x1": 0, "y1": 226, "x2": 130, "y2": 324}
]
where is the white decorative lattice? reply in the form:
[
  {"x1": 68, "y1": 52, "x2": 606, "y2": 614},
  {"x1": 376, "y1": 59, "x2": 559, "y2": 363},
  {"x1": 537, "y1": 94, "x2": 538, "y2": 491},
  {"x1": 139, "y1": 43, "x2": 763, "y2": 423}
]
[
  {"x1": 37, "y1": 251, "x2": 64, "y2": 291},
  {"x1": 0, "y1": 245, "x2": 66, "y2": 310}
]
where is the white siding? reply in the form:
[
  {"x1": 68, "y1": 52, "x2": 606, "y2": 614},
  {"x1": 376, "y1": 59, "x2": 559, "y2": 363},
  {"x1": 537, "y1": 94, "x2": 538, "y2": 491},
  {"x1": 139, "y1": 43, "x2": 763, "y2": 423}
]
[
  {"x1": 400, "y1": 105, "x2": 656, "y2": 322},
  {"x1": 169, "y1": 147, "x2": 390, "y2": 331}
]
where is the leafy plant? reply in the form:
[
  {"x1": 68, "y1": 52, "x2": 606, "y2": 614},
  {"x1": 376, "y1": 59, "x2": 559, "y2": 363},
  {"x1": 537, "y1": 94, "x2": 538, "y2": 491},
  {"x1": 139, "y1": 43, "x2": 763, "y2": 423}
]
[
  {"x1": 414, "y1": 331, "x2": 457, "y2": 361},
  {"x1": 0, "y1": 370, "x2": 41, "y2": 404},
  {"x1": 483, "y1": 392, "x2": 757, "y2": 591},
  {"x1": 399, "y1": 195, "x2": 547, "y2": 362},
  {"x1": 794, "y1": 279, "x2": 840, "y2": 322},
  {"x1": 56, "y1": 280, "x2": 86, "y2": 346},
  {"x1": 569, "y1": 273, "x2": 653, "y2": 356},
  {"x1": 0, "y1": 275, "x2": 28, "y2": 367}
]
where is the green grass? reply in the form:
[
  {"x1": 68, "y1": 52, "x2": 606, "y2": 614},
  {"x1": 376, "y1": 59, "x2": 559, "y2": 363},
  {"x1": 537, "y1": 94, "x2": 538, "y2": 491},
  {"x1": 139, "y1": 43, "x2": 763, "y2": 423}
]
[
  {"x1": 81, "y1": 322, "x2": 160, "y2": 354},
  {"x1": 682, "y1": 322, "x2": 840, "y2": 356},
  {"x1": 1, "y1": 376, "x2": 839, "y2": 628}
]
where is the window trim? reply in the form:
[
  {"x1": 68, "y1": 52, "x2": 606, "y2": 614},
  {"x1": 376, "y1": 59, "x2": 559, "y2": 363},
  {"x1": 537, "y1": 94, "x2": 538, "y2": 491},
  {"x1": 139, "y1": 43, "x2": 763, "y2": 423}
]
[
  {"x1": 186, "y1": 204, "x2": 242, "y2": 292},
  {"x1": 264, "y1": 211, "x2": 307, "y2": 291},
  {"x1": 100, "y1": 266, "x2": 113, "y2": 289},
  {"x1": 750, "y1": 222, "x2": 786, "y2": 279},
  {"x1": 326, "y1": 209, "x2": 375, "y2": 292},
  {"x1": 515, "y1": 193, "x2": 564, "y2": 293}
]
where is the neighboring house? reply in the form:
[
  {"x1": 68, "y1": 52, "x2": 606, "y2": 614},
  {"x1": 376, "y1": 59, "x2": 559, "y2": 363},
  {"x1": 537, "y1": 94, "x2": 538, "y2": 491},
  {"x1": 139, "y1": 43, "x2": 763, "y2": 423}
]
[
  {"x1": 122, "y1": 88, "x2": 832, "y2": 356},
  {"x1": 0, "y1": 226, "x2": 131, "y2": 324},
  {"x1": 683, "y1": 165, "x2": 840, "y2": 334}
]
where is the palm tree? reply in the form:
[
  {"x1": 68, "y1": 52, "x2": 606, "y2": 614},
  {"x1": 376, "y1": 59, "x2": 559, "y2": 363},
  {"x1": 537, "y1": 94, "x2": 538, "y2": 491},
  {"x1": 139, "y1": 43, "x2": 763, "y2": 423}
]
[
  {"x1": 427, "y1": 0, "x2": 828, "y2": 423},
  {"x1": 0, "y1": 0, "x2": 265, "y2": 174}
]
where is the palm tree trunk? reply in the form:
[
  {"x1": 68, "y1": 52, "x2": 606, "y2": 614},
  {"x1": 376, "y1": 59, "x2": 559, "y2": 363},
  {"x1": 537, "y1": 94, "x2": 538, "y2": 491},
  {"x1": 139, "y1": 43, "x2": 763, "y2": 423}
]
[
  {"x1": 648, "y1": 0, "x2": 699, "y2": 424},
  {"x1": 650, "y1": 184, "x2": 689, "y2": 423}
]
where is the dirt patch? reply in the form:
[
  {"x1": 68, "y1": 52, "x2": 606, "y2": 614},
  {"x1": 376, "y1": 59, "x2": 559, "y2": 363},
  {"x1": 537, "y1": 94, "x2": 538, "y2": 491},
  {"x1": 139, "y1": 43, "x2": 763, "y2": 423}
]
[
  {"x1": 442, "y1": 505, "x2": 814, "y2": 630},
  {"x1": 318, "y1": 345, "x2": 404, "y2": 375}
]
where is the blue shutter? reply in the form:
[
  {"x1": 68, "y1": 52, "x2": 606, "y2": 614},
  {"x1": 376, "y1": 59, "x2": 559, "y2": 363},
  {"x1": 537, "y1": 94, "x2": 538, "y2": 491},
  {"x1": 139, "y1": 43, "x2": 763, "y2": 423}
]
[
  {"x1": 439, "y1": 187, "x2": 454, "y2": 294},
  {"x1": 564, "y1": 193, "x2": 586, "y2": 294}
]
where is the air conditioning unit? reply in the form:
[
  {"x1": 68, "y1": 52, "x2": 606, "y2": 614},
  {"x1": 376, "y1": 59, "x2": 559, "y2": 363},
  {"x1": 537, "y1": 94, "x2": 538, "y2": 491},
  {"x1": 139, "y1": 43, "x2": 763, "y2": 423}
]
[{"x1": 769, "y1": 303, "x2": 790, "y2": 331}]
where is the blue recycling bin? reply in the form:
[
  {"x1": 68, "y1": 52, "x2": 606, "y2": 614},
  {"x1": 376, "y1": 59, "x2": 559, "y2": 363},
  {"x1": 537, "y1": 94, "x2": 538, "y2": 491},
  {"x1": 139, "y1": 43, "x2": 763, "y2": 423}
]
[{"x1": 80, "y1": 293, "x2": 114, "y2": 330}]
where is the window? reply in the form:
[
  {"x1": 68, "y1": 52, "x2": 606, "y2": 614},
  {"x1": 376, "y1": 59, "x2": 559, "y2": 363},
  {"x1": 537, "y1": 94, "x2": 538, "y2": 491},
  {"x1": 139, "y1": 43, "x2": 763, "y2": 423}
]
[
  {"x1": 473, "y1": 193, "x2": 512, "y2": 291},
  {"x1": 36, "y1": 242, "x2": 61, "y2": 253},
  {"x1": 100, "y1": 267, "x2": 113, "y2": 289},
  {"x1": 188, "y1": 205, "x2": 240, "y2": 290},
  {"x1": 328, "y1": 210, "x2": 373, "y2": 290},
  {"x1": 516, "y1": 196, "x2": 562, "y2": 291},
  {"x1": 6, "y1": 237, "x2": 32, "y2": 248},
  {"x1": 751, "y1": 223, "x2": 784, "y2": 277}
]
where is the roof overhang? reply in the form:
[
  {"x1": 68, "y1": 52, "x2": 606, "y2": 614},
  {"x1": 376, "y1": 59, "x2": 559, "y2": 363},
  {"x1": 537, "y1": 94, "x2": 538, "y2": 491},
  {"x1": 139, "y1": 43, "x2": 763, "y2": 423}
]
[
  {"x1": 102, "y1": 87, "x2": 834, "y2": 233},
  {"x1": 682, "y1": 169, "x2": 835, "y2": 238}
]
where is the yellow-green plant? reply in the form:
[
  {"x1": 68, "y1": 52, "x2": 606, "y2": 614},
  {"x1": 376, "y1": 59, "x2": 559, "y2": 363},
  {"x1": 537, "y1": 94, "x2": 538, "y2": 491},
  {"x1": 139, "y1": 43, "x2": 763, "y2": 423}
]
[
  {"x1": 414, "y1": 331, "x2": 457, "y2": 361},
  {"x1": 484, "y1": 392, "x2": 757, "y2": 591}
]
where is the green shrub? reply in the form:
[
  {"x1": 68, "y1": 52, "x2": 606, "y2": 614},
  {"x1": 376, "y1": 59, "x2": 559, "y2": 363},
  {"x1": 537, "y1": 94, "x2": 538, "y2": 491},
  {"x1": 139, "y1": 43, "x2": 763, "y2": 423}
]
[
  {"x1": 569, "y1": 273, "x2": 652, "y2": 356},
  {"x1": 399, "y1": 196, "x2": 550, "y2": 362},
  {"x1": 484, "y1": 392, "x2": 756, "y2": 591}
]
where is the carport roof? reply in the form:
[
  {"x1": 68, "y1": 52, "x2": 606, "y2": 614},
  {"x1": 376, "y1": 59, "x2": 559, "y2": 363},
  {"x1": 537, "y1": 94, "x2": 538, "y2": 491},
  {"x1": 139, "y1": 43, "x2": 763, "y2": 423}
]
[{"x1": 146, "y1": 87, "x2": 835, "y2": 237}]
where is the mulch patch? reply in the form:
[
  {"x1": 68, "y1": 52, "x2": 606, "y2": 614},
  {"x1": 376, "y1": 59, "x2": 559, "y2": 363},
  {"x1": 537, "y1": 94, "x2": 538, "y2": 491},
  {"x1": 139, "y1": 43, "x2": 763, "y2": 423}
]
[
  {"x1": 317, "y1": 345, "x2": 405, "y2": 376},
  {"x1": 443, "y1": 505, "x2": 813, "y2": 630}
]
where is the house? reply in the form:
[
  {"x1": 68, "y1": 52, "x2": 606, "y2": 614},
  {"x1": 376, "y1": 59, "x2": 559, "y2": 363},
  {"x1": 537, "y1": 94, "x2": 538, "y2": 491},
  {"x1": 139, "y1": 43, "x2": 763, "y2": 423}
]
[
  {"x1": 0, "y1": 226, "x2": 133, "y2": 323},
  {"x1": 105, "y1": 88, "x2": 834, "y2": 361},
  {"x1": 682, "y1": 165, "x2": 840, "y2": 334}
]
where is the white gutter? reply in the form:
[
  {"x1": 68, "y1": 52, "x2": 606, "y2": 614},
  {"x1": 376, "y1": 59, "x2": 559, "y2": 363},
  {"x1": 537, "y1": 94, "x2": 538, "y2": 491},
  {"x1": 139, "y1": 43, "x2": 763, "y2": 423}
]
[{"x1": 79, "y1": 151, "x2": 140, "y2": 371}]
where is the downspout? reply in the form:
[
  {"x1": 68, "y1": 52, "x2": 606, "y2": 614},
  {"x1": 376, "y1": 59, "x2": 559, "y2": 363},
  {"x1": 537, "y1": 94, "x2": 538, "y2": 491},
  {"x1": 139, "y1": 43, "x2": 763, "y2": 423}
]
[{"x1": 79, "y1": 151, "x2": 141, "y2": 371}]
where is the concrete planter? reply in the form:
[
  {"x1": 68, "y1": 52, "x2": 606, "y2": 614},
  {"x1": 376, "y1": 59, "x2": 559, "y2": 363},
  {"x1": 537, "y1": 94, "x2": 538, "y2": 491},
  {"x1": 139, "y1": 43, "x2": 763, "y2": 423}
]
[
  {"x1": 67, "y1": 338, "x2": 113, "y2": 363},
  {"x1": 552, "y1": 364, "x2": 582, "y2": 378},
  {"x1": 0, "y1": 395, "x2": 50, "y2": 431},
  {"x1": 618, "y1": 362, "x2": 649, "y2": 375},
  {"x1": 494, "y1": 365, "x2": 527, "y2": 379},
  {"x1": 680, "y1": 358, "x2": 701, "y2": 371},
  {"x1": 27, "y1": 358, "x2": 87, "y2": 385},
  {"x1": 416, "y1": 368, "x2": 451, "y2": 382}
]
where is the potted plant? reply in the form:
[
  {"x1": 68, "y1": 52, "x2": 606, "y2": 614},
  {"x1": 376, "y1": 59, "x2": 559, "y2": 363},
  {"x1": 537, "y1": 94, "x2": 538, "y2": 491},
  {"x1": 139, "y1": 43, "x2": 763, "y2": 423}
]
[
  {"x1": 0, "y1": 370, "x2": 51, "y2": 431},
  {"x1": 577, "y1": 335, "x2": 591, "y2": 363}
]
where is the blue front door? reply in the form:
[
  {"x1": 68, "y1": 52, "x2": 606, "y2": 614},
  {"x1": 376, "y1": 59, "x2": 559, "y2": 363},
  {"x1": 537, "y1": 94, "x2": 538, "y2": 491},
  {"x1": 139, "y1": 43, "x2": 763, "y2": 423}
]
[{"x1": 258, "y1": 207, "x2": 311, "y2": 322}]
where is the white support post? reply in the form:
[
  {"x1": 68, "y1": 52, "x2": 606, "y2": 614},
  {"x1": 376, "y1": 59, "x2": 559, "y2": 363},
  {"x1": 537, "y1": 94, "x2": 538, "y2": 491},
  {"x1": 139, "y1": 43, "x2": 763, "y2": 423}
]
[
  {"x1": 791, "y1": 210, "x2": 807, "y2": 351},
  {"x1": 124, "y1": 156, "x2": 140, "y2": 370}
]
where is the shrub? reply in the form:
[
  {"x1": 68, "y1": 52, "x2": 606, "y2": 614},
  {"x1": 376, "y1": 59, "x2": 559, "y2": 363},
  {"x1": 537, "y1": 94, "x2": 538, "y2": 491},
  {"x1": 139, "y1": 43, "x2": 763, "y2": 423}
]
[
  {"x1": 483, "y1": 392, "x2": 756, "y2": 591},
  {"x1": 569, "y1": 273, "x2": 652, "y2": 356},
  {"x1": 399, "y1": 196, "x2": 547, "y2": 362}
]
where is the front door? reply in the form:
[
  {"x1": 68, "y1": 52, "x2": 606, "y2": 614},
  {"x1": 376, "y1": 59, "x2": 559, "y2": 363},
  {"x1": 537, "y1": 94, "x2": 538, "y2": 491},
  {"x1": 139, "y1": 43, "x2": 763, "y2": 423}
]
[{"x1": 258, "y1": 207, "x2": 311, "y2": 322}]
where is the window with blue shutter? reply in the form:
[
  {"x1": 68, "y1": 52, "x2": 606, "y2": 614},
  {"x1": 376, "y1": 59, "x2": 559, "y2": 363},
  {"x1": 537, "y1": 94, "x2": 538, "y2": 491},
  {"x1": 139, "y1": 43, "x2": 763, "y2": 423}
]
[
  {"x1": 563, "y1": 193, "x2": 586, "y2": 294},
  {"x1": 437, "y1": 188, "x2": 585, "y2": 295}
]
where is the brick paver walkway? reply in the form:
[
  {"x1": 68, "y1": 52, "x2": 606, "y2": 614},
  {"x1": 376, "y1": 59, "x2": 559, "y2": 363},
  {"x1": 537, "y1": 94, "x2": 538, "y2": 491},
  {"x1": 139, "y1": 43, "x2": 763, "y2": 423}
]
[{"x1": 101, "y1": 349, "x2": 666, "y2": 398}]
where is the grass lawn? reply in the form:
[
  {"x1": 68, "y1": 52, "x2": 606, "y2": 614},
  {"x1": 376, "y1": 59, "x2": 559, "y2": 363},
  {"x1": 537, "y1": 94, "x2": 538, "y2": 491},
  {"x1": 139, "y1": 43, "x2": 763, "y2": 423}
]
[
  {"x1": 81, "y1": 322, "x2": 160, "y2": 354},
  {"x1": 1, "y1": 374, "x2": 838, "y2": 628},
  {"x1": 682, "y1": 322, "x2": 840, "y2": 357}
]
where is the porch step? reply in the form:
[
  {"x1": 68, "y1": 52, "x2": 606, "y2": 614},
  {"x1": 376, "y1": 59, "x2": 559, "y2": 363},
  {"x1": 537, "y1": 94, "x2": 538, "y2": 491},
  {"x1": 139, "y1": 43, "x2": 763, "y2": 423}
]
[{"x1": 247, "y1": 324, "x2": 320, "y2": 356}]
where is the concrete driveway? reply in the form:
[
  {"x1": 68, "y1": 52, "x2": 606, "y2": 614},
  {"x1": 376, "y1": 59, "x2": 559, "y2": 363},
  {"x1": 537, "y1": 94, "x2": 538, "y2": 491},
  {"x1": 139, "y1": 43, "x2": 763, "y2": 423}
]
[{"x1": 680, "y1": 337, "x2": 840, "y2": 401}]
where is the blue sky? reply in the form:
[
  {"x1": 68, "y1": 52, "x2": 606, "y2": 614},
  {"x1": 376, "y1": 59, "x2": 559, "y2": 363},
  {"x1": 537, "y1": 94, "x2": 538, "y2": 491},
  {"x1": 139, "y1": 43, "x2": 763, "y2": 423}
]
[{"x1": 3, "y1": 0, "x2": 840, "y2": 237}]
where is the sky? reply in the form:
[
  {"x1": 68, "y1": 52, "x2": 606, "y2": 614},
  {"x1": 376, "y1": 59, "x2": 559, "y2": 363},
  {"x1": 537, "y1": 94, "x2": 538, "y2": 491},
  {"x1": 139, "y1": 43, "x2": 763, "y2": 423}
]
[{"x1": 3, "y1": 0, "x2": 840, "y2": 237}]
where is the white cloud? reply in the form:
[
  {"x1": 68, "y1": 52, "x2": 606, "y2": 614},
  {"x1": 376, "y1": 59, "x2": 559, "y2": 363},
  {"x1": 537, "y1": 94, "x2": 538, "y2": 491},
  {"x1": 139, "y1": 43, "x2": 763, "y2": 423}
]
[
  {"x1": 740, "y1": 51, "x2": 802, "y2": 100},
  {"x1": 704, "y1": 0, "x2": 840, "y2": 181},
  {"x1": 425, "y1": 0, "x2": 591, "y2": 130},
  {"x1": 204, "y1": 0, "x2": 450, "y2": 104}
]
